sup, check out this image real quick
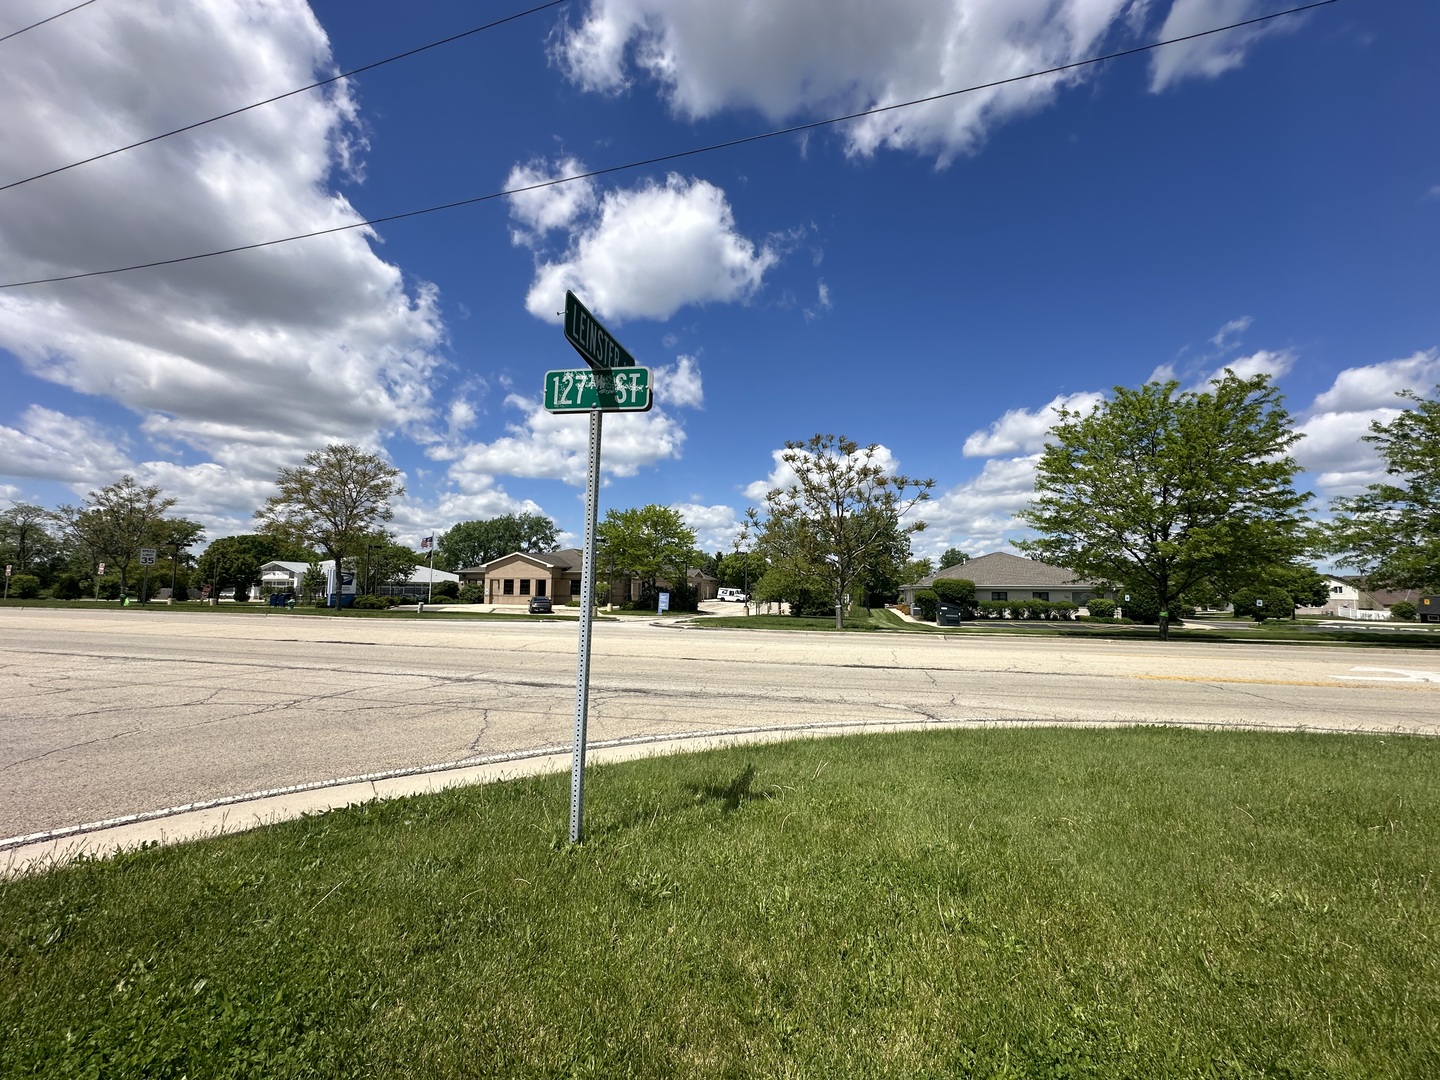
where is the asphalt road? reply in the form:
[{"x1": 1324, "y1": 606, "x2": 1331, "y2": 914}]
[{"x1": 2, "y1": 608, "x2": 1437, "y2": 841}]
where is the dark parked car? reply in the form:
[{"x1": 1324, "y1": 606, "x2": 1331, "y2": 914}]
[{"x1": 528, "y1": 595, "x2": 553, "y2": 614}]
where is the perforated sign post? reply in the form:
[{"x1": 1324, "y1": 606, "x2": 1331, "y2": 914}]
[
  {"x1": 139, "y1": 547, "x2": 157, "y2": 604},
  {"x1": 553, "y1": 294, "x2": 650, "y2": 844}
]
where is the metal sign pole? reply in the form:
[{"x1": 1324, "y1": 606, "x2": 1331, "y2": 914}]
[{"x1": 570, "y1": 408, "x2": 603, "y2": 843}]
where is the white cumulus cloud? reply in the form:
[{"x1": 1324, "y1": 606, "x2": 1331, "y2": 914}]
[
  {"x1": 962, "y1": 391, "x2": 1104, "y2": 457},
  {"x1": 1149, "y1": 0, "x2": 1295, "y2": 92},
  {"x1": 0, "y1": 0, "x2": 448, "y2": 492},
  {"x1": 515, "y1": 169, "x2": 778, "y2": 323},
  {"x1": 552, "y1": 1, "x2": 1270, "y2": 162}
]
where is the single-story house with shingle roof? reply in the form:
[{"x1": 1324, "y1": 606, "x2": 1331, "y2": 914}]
[
  {"x1": 899, "y1": 551, "x2": 1109, "y2": 609},
  {"x1": 458, "y1": 549, "x2": 718, "y2": 606}
]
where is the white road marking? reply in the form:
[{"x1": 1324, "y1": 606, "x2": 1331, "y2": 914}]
[{"x1": 1336, "y1": 667, "x2": 1440, "y2": 684}]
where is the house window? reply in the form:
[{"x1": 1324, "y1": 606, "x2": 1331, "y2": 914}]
[
  {"x1": 991, "y1": 591, "x2": 1007, "y2": 601},
  {"x1": 535, "y1": 580, "x2": 547, "y2": 597},
  {"x1": 502, "y1": 579, "x2": 514, "y2": 595},
  {"x1": 1033, "y1": 591, "x2": 1049, "y2": 601},
  {"x1": 1331, "y1": 585, "x2": 1344, "y2": 594},
  {"x1": 519, "y1": 579, "x2": 531, "y2": 595},
  {"x1": 570, "y1": 579, "x2": 582, "y2": 597}
]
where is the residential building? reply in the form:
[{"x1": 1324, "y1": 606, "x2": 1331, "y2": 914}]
[
  {"x1": 457, "y1": 549, "x2": 718, "y2": 606},
  {"x1": 899, "y1": 551, "x2": 1108, "y2": 610}
]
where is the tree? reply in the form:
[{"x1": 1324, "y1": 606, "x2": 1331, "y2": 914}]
[
  {"x1": 939, "y1": 548, "x2": 970, "y2": 569},
  {"x1": 1017, "y1": 372, "x2": 1310, "y2": 640},
  {"x1": 54, "y1": 476, "x2": 176, "y2": 597},
  {"x1": 354, "y1": 533, "x2": 420, "y2": 594},
  {"x1": 749, "y1": 434, "x2": 933, "y2": 628},
  {"x1": 436, "y1": 513, "x2": 560, "y2": 571},
  {"x1": 152, "y1": 518, "x2": 205, "y2": 599},
  {"x1": 597, "y1": 505, "x2": 697, "y2": 605},
  {"x1": 0, "y1": 504, "x2": 58, "y2": 578},
  {"x1": 254, "y1": 445, "x2": 404, "y2": 608},
  {"x1": 196, "y1": 534, "x2": 307, "y2": 600},
  {"x1": 1325, "y1": 385, "x2": 1440, "y2": 592},
  {"x1": 900, "y1": 557, "x2": 934, "y2": 584}
]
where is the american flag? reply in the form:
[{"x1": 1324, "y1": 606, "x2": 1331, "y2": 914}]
[{"x1": 420, "y1": 535, "x2": 433, "y2": 551}]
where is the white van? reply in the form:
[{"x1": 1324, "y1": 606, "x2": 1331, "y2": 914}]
[{"x1": 717, "y1": 588, "x2": 747, "y2": 602}]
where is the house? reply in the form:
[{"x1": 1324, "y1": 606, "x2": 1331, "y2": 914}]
[
  {"x1": 457, "y1": 549, "x2": 719, "y2": 606},
  {"x1": 1296, "y1": 576, "x2": 1415, "y2": 620},
  {"x1": 899, "y1": 551, "x2": 1108, "y2": 610}
]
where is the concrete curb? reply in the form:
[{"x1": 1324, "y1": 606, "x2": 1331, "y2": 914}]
[{"x1": 5, "y1": 715, "x2": 1420, "y2": 878}]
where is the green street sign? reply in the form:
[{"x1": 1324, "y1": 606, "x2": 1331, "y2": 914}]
[
  {"x1": 564, "y1": 290, "x2": 636, "y2": 371},
  {"x1": 544, "y1": 367, "x2": 652, "y2": 413}
]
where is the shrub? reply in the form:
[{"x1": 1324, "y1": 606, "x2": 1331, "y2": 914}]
[
  {"x1": 7, "y1": 573, "x2": 42, "y2": 598},
  {"x1": 913, "y1": 589, "x2": 938, "y2": 621},
  {"x1": 431, "y1": 580, "x2": 460, "y2": 601},
  {"x1": 894, "y1": 603, "x2": 910, "y2": 616},
  {"x1": 1048, "y1": 602, "x2": 1079, "y2": 621},
  {"x1": 95, "y1": 576, "x2": 122, "y2": 600},
  {"x1": 1231, "y1": 586, "x2": 1295, "y2": 622},
  {"x1": 352, "y1": 594, "x2": 387, "y2": 610},
  {"x1": 51, "y1": 574, "x2": 84, "y2": 600},
  {"x1": 1389, "y1": 601, "x2": 1417, "y2": 622},
  {"x1": 1085, "y1": 596, "x2": 1116, "y2": 618},
  {"x1": 457, "y1": 584, "x2": 485, "y2": 604},
  {"x1": 976, "y1": 600, "x2": 1008, "y2": 619},
  {"x1": 932, "y1": 578, "x2": 977, "y2": 616}
]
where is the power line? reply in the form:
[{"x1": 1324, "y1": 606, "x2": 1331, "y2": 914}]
[
  {"x1": 0, "y1": 0, "x2": 570, "y2": 194},
  {"x1": 0, "y1": 0, "x2": 101, "y2": 44},
  {"x1": 0, "y1": 0, "x2": 1343, "y2": 291}
]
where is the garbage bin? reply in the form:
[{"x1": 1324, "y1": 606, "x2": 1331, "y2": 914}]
[{"x1": 936, "y1": 602, "x2": 962, "y2": 627}]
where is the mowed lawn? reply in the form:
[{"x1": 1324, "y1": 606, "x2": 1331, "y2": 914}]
[{"x1": 3, "y1": 728, "x2": 1437, "y2": 1079}]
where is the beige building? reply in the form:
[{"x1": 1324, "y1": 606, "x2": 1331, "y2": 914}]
[{"x1": 457, "y1": 549, "x2": 718, "y2": 606}]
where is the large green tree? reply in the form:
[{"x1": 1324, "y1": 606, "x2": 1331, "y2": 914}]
[
  {"x1": 53, "y1": 476, "x2": 177, "y2": 596},
  {"x1": 195, "y1": 534, "x2": 310, "y2": 600},
  {"x1": 749, "y1": 434, "x2": 933, "y2": 628},
  {"x1": 1, "y1": 504, "x2": 60, "y2": 581},
  {"x1": 435, "y1": 513, "x2": 559, "y2": 571},
  {"x1": 353, "y1": 533, "x2": 421, "y2": 594},
  {"x1": 597, "y1": 505, "x2": 697, "y2": 604},
  {"x1": 938, "y1": 548, "x2": 970, "y2": 569},
  {"x1": 1017, "y1": 372, "x2": 1311, "y2": 640},
  {"x1": 254, "y1": 445, "x2": 404, "y2": 606},
  {"x1": 1324, "y1": 385, "x2": 1440, "y2": 592}
]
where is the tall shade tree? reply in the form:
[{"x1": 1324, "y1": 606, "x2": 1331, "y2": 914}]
[
  {"x1": 54, "y1": 476, "x2": 176, "y2": 596},
  {"x1": 1324, "y1": 385, "x2": 1440, "y2": 592},
  {"x1": 1, "y1": 504, "x2": 57, "y2": 576},
  {"x1": 597, "y1": 505, "x2": 698, "y2": 604},
  {"x1": 939, "y1": 548, "x2": 970, "y2": 569},
  {"x1": 436, "y1": 513, "x2": 560, "y2": 571},
  {"x1": 750, "y1": 434, "x2": 933, "y2": 628},
  {"x1": 255, "y1": 445, "x2": 404, "y2": 605},
  {"x1": 195, "y1": 534, "x2": 309, "y2": 600},
  {"x1": 1017, "y1": 372, "x2": 1310, "y2": 640},
  {"x1": 353, "y1": 532, "x2": 422, "y2": 594}
]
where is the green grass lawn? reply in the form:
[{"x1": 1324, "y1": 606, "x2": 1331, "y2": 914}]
[{"x1": 4, "y1": 728, "x2": 1437, "y2": 1078}]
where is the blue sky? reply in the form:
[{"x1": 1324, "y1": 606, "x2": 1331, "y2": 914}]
[{"x1": 1, "y1": 0, "x2": 1436, "y2": 561}]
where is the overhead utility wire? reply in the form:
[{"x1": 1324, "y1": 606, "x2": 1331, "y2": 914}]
[
  {"x1": 0, "y1": 0, "x2": 1342, "y2": 291},
  {"x1": 0, "y1": 0, "x2": 569, "y2": 193},
  {"x1": 0, "y1": 0, "x2": 101, "y2": 44}
]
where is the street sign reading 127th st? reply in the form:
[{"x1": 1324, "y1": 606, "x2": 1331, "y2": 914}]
[
  {"x1": 564, "y1": 290, "x2": 636, "y2": 372},
  {"x1": 545, "y1": 367, "x2": 652, "y2": 413}
]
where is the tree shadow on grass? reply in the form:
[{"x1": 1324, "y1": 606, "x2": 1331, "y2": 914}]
[{"x1": 685, "y1": 764, "x2": 767, "y2": 814}]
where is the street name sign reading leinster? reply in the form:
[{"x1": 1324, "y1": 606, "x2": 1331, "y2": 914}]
[
  {"x1": 564, "y1": 290, "x2": 636, "y2": 371},
  {"x1": 544, "y1": 367, "x2": 652, "y2": 413}
]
